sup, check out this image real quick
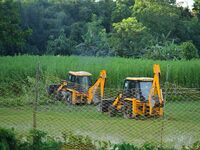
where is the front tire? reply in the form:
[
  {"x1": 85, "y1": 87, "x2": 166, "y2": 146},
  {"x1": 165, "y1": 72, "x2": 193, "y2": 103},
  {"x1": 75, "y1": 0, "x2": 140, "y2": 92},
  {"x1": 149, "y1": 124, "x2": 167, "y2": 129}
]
[
  {"x1": 64, "y1": 91, "x2": 72, "y2": 105},
  {"x1": 123, "y1": 101, "x2": 133, "y2": 119},
  {"x1": 47, "y1": 84, "x2": 58, "y2": 95},
  {"x1": 108, "y1": 105, "x2": 117, "y2": 117}
]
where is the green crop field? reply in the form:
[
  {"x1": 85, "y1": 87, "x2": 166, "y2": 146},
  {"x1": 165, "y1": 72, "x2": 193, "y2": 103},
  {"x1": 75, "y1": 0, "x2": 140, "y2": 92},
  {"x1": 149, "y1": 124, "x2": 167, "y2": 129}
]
[
  {"x1": 0, "y1": 55, "x2": 200, "y2": 106},
  {"x1": 0, "y1": 55, "x2": 200, "y2": 89},
  {"x1": 0, "y1": 55, "x2": 200, "y2": 149}
]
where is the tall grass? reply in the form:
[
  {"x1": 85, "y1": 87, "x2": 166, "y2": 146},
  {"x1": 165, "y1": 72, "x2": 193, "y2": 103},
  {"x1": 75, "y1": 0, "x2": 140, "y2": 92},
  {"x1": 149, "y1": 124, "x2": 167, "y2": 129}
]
[{"x1": 0, "y1": 55, "x2": 199, "y2": 90}]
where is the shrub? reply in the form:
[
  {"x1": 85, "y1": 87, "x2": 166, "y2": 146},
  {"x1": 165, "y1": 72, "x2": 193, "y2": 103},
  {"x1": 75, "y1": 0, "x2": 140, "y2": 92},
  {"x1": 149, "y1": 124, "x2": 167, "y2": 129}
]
[
  {"x1": 179, "y1": 41, "x2": 199, "y2": 60},
  {"x1": 61, "y1": 131, "x2": 96, "y2": 150},
  {"x1": 182, "y1": 141, "x2": 200, "y2": 150},
  {"x1": 0, "y1": 128, "x2": 17, "y2": 150},
  {"x1": 112, "y1": 143, "x2": 175, "y2": 150},
  {"x1": 17, "y1": 129, "x2": 62, "y2": 150},
  {"x1": 2, "y1": 127, "x2": 200, "y2": 150},
  {"x1": 146, "y1": 42, "x2": 182, "y2": 60},
  {"x1": 146, "y1": 41, "x2": 199, "y2": 61}
]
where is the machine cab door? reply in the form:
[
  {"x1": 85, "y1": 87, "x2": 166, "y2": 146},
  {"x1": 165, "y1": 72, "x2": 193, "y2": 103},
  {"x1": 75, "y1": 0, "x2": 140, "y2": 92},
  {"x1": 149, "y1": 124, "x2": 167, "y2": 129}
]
[
  {"x1": 139, "y1": 81, "x2": 152, "y2": 102},
  {"x1": 123, "y1": 80, "x2": 153, "y2": 102},
  {"x1": 77, "y1": 76, "x2": 92, "y2": 92},
  {"x1": 123, "y1": 80, "x2": 140, "y2": 99},
  {"x1": 68, "y1": 73, "x2": 92, "y2": 93},
  {"x1": 68, "y1": 74, "x2": 77, "y2": 87}
]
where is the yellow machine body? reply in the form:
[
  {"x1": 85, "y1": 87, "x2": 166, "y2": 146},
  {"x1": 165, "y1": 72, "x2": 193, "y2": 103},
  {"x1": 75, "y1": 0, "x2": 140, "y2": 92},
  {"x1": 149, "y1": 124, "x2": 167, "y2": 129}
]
[
  {"x1": 109, "y1": 64, "x2": 164, "y2": 118},
  {"x1": 55, "y1": 70, "x2": 106, "y2": 105}
]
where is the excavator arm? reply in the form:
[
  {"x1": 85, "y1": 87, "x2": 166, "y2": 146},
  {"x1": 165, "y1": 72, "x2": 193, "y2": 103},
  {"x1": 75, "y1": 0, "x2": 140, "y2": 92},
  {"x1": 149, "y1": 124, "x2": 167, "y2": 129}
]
[
  {"x1": 87, "y1": 70, "x2": 106, "y2": 104},
  {"x1": 148, "y1": 64, "x2": 164, "y2": 116}
]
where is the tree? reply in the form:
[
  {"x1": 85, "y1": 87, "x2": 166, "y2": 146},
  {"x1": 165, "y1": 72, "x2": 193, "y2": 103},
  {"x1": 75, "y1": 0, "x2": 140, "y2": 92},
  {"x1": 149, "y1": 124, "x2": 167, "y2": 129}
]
[
  {"x1": 21, "y1": 1, "x2": 70, "y2": 54},
  {"x1": 69, "y1": 22, "x2": 85, "y2": 44},
  {"x1": 47, "y1": 29, "x2": 73, "y2": 55},
  {"x1": 0, "y1": 0, "x2": 31, "y2": 55},
  {"x1": 193, "y1": 0, "x2": 200, "y2": 19},
  {"x1": 95, "y1": 0, "x2": 115, "y2": 32},
  {"x1": 112, "y1": 0, "x2": 135, "y2": 23},
  {"x1": 110, "y1": 17, "x2": 151, "y2": 57},
  {"x1": 133, "y1": 0, "x2": 180, "y2": 39},
  {"x1": 75, "y1": 15, "x2": 112, "y2": 56}
]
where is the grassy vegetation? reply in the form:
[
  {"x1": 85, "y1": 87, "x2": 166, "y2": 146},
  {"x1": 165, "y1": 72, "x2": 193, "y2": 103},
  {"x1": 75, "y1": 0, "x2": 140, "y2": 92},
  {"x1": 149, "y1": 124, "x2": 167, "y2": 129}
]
[
  {"x1": 0, "y1": 55, "x2": 199, "y2": 149},
  {"x1": 0, "y1": 127, "x2": 180, "y2": 150},
  {"x1": 0, "y1": 55, "x2": 200, "y2": 91},
  {"x1": 0, "y1": 100, "x2": 200, "y2": 149}
]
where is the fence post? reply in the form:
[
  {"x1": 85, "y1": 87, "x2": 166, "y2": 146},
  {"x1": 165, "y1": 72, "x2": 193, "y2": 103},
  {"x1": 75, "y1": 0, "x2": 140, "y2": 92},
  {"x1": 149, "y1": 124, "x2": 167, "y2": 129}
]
[
  {"x1": 164, "y1": 64, "x2": 169, "y2": 118},
  {"x1": 33, "y1": 62, "x2": 40, "y2": 129},
  {"x1": 160, "y1": 64, "x2": 170, "y2": 146}
]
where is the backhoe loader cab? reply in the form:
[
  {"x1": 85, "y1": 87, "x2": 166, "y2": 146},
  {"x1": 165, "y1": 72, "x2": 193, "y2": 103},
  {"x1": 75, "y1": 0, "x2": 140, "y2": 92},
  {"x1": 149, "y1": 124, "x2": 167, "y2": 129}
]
[
  {"x1": 123, "y1": 78, "x2": 153, "y2": 101},
  {"x1": 68, "y1": 71, "x2": 92, "y2": 92}
]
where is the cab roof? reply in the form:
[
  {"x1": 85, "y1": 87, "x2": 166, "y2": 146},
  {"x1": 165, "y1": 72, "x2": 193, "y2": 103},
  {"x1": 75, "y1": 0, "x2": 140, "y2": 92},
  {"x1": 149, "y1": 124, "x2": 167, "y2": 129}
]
[
  {"x1": 69, "y1": 71, "x2": 92, "y2": 76},
  {"x1": 126, "y1": 77, "x2": 153, "y2": 81}
]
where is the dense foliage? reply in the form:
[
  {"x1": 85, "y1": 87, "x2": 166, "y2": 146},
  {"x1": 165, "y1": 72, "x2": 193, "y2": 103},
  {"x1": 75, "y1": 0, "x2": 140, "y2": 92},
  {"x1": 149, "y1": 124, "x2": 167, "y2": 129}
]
[
  {"x1": 0, "y1": 0, "x2": 200, "y2": 60},
  {"x1": 1, "y1": 127, "x2": 199, "y2": 150}
]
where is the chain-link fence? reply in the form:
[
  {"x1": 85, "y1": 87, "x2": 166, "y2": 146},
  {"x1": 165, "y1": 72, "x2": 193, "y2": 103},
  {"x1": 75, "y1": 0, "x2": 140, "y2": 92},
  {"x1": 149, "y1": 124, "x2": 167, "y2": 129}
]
[{"x1": 0, "y1": 65, "x2": 200, "y2": 149}]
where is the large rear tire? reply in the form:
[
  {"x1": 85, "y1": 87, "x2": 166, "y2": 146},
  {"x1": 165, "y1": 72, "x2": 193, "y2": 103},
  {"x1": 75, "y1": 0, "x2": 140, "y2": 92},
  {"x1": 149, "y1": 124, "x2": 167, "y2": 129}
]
[
  {"x1": 108, "y1": 105, "x2": 117, "y2": 117},
  {"x1": 47, "y1": 84, "x2": 58, "y2": 95},
  {"x1": 99, "y1": 98, "x2": 115, "y2": 112},
  {"x1": 123, "y1": 101, "x2": 133, "y2": 119},
  {"x1": 64, "y1": 91, "x2": 72, "y2": 105}
]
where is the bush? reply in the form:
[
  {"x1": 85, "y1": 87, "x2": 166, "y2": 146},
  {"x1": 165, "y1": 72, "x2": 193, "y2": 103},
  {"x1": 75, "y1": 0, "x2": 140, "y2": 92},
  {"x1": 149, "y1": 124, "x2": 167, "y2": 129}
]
[
  {"x1": 182, "y1": 141, "x2": 200, "y2": 150},
  {"x1": 0, "y1": 128, "x2": 61, "y2": 150},
  {"x1": 179, "y1": 41, "x2": 199, "y2": 60},
  {"x1": 146, "y1": 42, "x2": 182, "y2": 60},
  {"x1": 113, "y1": 143, "x2": 175, "y2": 150},
  {"x1": 61, "y1": 131, "x2": 97, "y2": 150},
  {"x1": 17, "y1": 129, "x2": 62, "y2": 150},
  {"x1": 146, "y1": 41, "x2": 199, "y2": 60},
  {"x1": 0, "y1": 128, "x2": 17, "y2": 150},
  {"x1": 2, "y1": 127, "x2": 200, "y2": 150}
]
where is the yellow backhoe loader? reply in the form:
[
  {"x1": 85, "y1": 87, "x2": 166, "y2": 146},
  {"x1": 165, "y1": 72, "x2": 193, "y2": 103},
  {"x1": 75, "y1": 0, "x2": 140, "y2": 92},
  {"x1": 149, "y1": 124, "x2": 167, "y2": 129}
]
[
  {"x1": 48, "y1": 70, "x2": 106, "y2": 105},
  {"x1": 101, "y1": 64, "x2": 164, "y2": 118}
]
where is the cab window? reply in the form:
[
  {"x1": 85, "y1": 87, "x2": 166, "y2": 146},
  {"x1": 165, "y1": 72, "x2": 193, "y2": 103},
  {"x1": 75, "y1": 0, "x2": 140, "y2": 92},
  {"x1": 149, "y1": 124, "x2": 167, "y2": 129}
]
[
  {"x1": 123, "y1": 80, "x2": 140, "y2": 99},
  {"x1": 68, "y1": 74, "x2": 76, "y2": 82},
  {"x1": 140, "y1": 82, "x2": 152, "y2": 101}
]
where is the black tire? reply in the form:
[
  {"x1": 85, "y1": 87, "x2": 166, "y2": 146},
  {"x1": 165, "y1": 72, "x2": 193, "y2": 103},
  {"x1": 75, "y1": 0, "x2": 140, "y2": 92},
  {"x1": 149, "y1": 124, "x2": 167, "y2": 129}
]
[
  {"x1": 96, "y1": 100, "x2": 111, "y2": 112},
  {"x1": 108, "y1": 105, "x2": 117, "y2": 117},
  {"x1": 64, "y1": 91, "x2": 72, "y2": 105},
  {"x1": 123, "y1": 101, "x2": 133, "y2": 119},
  {"x1": 55, "y1": 91, "x2": 64, "y2": 101},
  {"x1": 47, "y1": 84, "x2": 58, "y2": 95},
  {"x1": 100, "y1": 99, "x2": 114, "y2": 112}
]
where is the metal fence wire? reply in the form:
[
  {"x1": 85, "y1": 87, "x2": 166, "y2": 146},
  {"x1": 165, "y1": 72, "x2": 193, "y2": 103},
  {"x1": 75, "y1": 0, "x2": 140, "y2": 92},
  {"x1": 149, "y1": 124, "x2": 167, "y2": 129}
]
[{"x1": 0, "y1": 67, "x2": 200, "y2": 150}]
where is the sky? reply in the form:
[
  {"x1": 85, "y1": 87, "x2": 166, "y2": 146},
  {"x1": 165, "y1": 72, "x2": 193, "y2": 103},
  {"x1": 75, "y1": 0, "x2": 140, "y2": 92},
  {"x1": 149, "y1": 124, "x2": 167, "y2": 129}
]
[{"x1": 176, "y1": 0, "x2": 194, "y2": 9}]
